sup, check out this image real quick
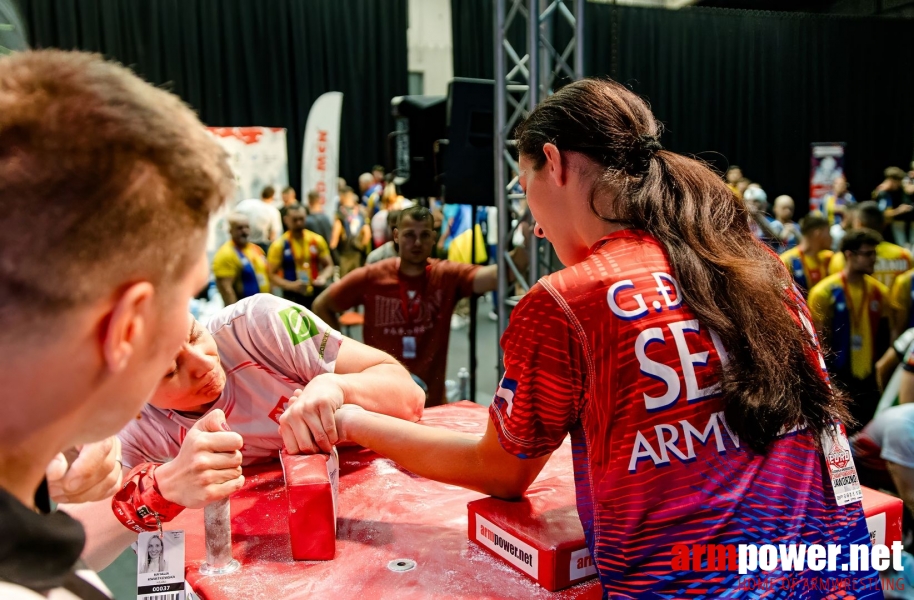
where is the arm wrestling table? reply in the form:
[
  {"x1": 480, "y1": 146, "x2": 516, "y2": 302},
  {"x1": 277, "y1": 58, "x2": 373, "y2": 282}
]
[{"x1": 173, "y1": 401, "x2": 601, "y2": 599}]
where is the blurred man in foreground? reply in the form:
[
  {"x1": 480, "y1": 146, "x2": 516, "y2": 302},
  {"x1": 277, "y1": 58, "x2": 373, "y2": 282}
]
[{"x1": 0, "y1": 50, "x2": 233, "y2": 597}]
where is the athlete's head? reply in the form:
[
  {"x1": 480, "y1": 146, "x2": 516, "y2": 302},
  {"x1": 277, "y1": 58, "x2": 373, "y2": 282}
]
[
  {"x1": 285, "y1": 203, "x2": 307, "y2": 233},
  {"x1": 514, "y1": 77, "x2": 850, "y2": 452},
  {"x1": 799, "y1": 214, "x2": 831, "y2": 253},
  {"x1": 228, "y1": 213, "x2": 251, "y2": 247},
  {"x1": 725, "y1": 166, "x2": 742, "y2": 184},
  {"x1": 359, "y1": 173, "x2": 373, "y2": 193},
  {"x1": 833, "y1": 175, "x2": 848, "y2": 196},
  {"x1": 339, "y1": 187, "x2": 357, "y2": 208},
  {"x1": 773, "y1": 195, "x2": 794, "y2": 223},
  {"x1": 736, "y1": 177, "x2": 751, "y2": 198},
  {"x1": 150, "y1": 315, "x2": 225, "y2": 413},
  {"x1": 743, "y1": 185, "x2": 768, "y2": 216},
  {"x1": 0, "y1": 50, "x2": 233, "y2": 447},
  {"x1": 841, "y1": 229, "x2": 882, "y2": 277},
  {"x1": 394, "y1": 205, "x2": 436, "y2": 267},
  {"x1": 853, "y1": 201, "x2": 885, "y2": 232},
  {"x1": 282, "y1": 186, "x2": 297, "y2": 206},
  {"x1": 884, "y1": 166, "x2": 905, "y2": 190}
]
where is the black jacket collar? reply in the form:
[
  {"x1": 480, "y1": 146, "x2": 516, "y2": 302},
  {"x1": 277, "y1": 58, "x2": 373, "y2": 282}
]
[{"x1": 0, "y1": 485, "x2": 86, "y2": 591}]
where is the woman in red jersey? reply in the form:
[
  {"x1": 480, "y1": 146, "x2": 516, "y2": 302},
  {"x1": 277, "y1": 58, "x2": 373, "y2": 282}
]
[{"x1": 328, "y1": 79, "x2": 878, "y2": 598}]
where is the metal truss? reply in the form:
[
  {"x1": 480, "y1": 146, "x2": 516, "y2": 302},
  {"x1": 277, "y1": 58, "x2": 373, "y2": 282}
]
[{"x1": 494, "y1": 0, "x2": 585, "y2": 374}]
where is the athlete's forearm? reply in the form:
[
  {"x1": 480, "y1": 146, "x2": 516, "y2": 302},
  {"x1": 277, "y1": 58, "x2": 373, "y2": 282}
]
[
  {"x1": 215, "y1": 278, "x2": 237, "y2": 306},
  {"x1": 328, "y1": 364, "x2": 424, "y2": 421},
  {"x1": 269, "y1": 271, "x2": 298, "y2": 292},
  {"x1": 337, "y1": 410, "x2": 543, "y2": 498},
  {"x1": 312, "y1": 292, "x2": 341, "y2": 330},
  {"x1": 319, "y1": 263, "x2": 334, "y2": 283},
  {"x1": 61, "y1": 497, "x2": 139, "y2": 571},
  {"x1": 338, "y1": 410, "x2": 498, "y2": 493}
]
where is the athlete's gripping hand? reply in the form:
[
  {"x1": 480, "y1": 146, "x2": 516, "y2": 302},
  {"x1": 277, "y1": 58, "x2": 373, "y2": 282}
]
[
  {"x1": 279, "y1": 375, "x2": 345, "y2": 455},
  {"x1": 47, "y1": 437, "x2": 123, "y2": 504},
  {"x1": 154, "y1": 409, "x2": 244, "y2": 509}
]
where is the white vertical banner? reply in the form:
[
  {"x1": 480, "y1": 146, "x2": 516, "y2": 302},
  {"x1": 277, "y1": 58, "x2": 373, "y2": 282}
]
[
  {"x1": 206, "y1": 127, "x2": 289, "y2": 260},
  {"x1": 301, "y1": 92, "x2": 344, "y2": 218},
  {"x1": 208, "y1": 127, "x2": 289, "y2": 206}
]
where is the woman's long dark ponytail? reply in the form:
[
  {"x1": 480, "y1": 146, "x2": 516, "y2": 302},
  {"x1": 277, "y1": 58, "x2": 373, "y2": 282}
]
[{"x1": 515, "y1": 78, "x2": 850, "y2": 453}]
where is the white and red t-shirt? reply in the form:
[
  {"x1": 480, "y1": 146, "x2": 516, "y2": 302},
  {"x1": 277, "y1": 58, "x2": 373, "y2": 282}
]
[
  {"x1": 490, "y1": 230, "x2": 877, "y2": 598},
  {"x1": 119, "y1": 294, "x2": 342, "y2": 469}
]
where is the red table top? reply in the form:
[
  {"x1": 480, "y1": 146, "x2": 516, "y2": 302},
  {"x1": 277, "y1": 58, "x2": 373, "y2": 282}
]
[{"x1": 176, "y1": 401, "x2": 601, "y2": 599}]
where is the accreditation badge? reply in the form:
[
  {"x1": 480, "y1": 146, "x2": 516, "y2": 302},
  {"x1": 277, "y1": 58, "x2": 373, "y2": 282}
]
[
  {"x1": 851, "y1": 334, "x2": 863, "y2": 351},
  {"x1": 402, "y1": 336, "x2": 417, "y2": 359},
  {"x1": 136, "y1": 530, "x2": 185, "y2": 600},
  {"x1": 821, "y1": 424, "x2": 863, "y2": 506}
]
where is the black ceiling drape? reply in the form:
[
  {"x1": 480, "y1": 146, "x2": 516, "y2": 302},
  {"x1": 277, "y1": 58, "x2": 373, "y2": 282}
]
[
  {"x1": 453, "y1": 1, "x2": 914, "y2": 214},
  {"x1": 17, "y1": 0, "x2": 409, "y2": 194}
]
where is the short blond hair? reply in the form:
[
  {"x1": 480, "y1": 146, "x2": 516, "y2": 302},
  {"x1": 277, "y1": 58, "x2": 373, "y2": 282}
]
[{"x1": 0, "y1": 50, "x2": 233, "y2": 336}]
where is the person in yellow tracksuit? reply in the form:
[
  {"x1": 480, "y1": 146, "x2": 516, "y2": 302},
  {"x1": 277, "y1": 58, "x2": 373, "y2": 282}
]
[
  {"x1": 890, "y1": 268, "x2": 914, "y2": 341},
  {"x1": 829, "y1": 201, "x2": 913, "y2": 290},
  {"x1": 212, "y1": 213, "x2": 272, "y2": 306},
  {"x1": 267, "y1": 204, "x2": 333, "y2": 310},
  {"x1": 810, "y1": 229, "x2": 895, "y2": 432},
  {"x1": 779, "y1": 214, "x2": 832, "y2": 297},
  {"x1": 821, "y1": 175, "x2": 856, "y2": 227}
]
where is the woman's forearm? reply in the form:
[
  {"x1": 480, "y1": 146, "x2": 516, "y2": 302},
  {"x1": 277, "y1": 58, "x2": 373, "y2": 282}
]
[
  {"x1": 339, "y1": 410, "x2": 490, "y2": 491},
  {"x1": 337, "y1": 410, "x2": 547, "y2": 498}
]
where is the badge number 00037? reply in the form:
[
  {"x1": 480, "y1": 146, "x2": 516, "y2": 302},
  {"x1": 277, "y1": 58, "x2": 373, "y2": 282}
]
[{"x1": 136, "y1": 529, "x2": 186, "y2": 600}]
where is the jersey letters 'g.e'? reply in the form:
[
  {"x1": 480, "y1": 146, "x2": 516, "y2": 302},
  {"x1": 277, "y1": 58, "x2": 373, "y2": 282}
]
[
  {"x1": 119, "y1": 294, "x2": 342, "y2": 468},
  {"x1": 490, "y1": 230, "x2": 877, "y2": 598}
]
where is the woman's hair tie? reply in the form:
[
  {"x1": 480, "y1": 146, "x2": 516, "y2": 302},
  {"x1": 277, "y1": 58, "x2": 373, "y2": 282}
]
[{"x1": 624, "y1": 134, "x2": 663, "y2": 175}]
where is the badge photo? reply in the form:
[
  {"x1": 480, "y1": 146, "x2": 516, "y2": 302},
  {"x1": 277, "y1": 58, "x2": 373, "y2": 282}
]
[{"x1": 137, "y1": 530, "x2": 186, "y2": 600}]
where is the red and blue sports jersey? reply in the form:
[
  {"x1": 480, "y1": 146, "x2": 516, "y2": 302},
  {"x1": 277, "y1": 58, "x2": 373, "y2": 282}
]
[{"x1": 490, "y1": 230, "x2": 878, "y2": 598}]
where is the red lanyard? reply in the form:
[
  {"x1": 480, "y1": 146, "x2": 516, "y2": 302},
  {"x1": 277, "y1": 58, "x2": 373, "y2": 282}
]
[
  {"x1": 288, "y1": 232, "x2": 318, "y2": 265},
  {"x1": 840, "y1": 273, "x2": 869, "y2": 332},
  {"x1": 798, "y1": 249, "x2": 822, "y2": 285},
  {"x1": 288, "y1": 232, "x2": 305, "y2": 266},
  {"x1": 397, "y1": 260, "x2": 431, "y2": 326}
]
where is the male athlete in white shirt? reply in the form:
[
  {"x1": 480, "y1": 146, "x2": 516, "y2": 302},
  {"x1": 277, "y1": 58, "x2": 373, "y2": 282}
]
[{"x1": 65, "y1": 294, "x2": 424, "y2": 569}]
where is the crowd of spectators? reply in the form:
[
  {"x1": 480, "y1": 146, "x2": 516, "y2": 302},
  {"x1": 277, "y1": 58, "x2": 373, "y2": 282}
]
[
  {"x1": 732, "y1": 162, "x2": 914, "y2": 547},
  {"x1": 211, "y1": 166, "x2": 528, "y2": 406}
]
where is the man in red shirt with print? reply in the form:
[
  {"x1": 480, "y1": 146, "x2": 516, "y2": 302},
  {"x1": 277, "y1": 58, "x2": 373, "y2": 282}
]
[{"x1": 313, "y1": 205, "x2": 524, "y2": 405}]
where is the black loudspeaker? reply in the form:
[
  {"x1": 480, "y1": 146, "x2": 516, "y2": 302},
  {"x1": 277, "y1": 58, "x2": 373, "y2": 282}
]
[
  {"x1": 445, "y1": 78, "x2": 495, "y2": 206},
  {"x1": 390, "y1": 95, "x2": 447, "y2": 198}
]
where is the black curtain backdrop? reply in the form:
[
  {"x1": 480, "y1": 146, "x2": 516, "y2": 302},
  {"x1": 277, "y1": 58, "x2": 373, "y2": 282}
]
[
  {"x1": 18, "y1": 0, "x2": 409, "y2": 194},
  {"x1": 453, "y1": 1, "x2": 914, "y2": 214}
]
